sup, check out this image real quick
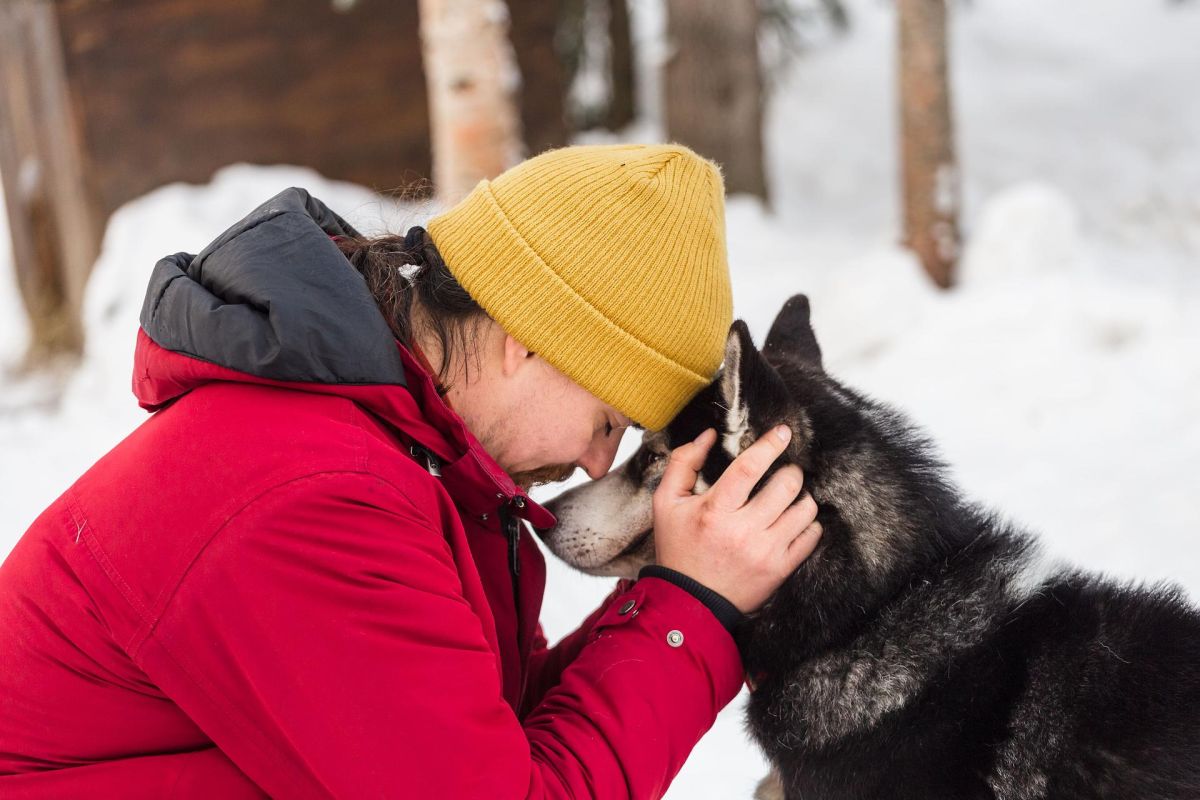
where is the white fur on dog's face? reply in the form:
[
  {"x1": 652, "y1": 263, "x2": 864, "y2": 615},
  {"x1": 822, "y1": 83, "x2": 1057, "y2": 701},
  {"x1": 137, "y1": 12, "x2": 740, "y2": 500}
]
[
  {"x1": 540, "y1": 432, "x2": 673, "y2": 578},
  {"x1": 541, "y1": 332, "x2": 761, "y2": 579}
]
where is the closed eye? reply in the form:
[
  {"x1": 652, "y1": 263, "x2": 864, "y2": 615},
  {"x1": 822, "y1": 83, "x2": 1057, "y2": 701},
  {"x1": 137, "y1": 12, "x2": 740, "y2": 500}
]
[{"x1": 605, "y1": 417, "x2": 635, "y2": 439}]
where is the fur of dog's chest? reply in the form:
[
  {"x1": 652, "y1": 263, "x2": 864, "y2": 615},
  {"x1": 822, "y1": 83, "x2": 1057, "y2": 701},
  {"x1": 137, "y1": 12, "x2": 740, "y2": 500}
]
[
  {"x1": 740, "y1": 546, "x2": 1031, "y2": 799},
  {"x1": 742, "y1": 563, "x2": 1200, "y2": 800},
  {"x1": 744, "y1": 619, "x2": 1039, "y2": 799}
]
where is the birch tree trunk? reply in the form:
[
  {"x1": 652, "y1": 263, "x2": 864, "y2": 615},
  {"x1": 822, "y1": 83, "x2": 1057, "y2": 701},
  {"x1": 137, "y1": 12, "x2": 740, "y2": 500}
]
[
  {"x1": 0, "y1": 0, "x2": 98, "y2": 366},
  {"x1": 419, "y1": 0, "x2": 524, "y2": 205},
  {"x1": 665, "y1": 0, "x2": 768, "y2": 203},
  {"x1": 898, "y1": 0, "x2": 960, "y2": 289}
]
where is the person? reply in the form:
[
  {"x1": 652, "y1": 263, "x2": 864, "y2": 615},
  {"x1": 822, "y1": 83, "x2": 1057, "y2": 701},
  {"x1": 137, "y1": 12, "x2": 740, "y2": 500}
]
[{"x1": 0, "y1": 143, "x2": 822, "y2": 798}]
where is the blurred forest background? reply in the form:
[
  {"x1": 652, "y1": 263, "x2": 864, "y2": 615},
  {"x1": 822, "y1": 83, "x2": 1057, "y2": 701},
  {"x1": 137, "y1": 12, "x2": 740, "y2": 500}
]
[
  {"x1": 1, "y1": 1, "x2": 1198, "y2": 797},
  {"x1": 4, "y1": 0, "x2": 965, "y2": 365}
]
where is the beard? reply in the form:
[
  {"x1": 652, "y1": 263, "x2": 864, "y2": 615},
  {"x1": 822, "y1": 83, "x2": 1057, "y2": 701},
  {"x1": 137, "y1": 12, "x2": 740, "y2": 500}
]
[
  {"x1": 510, "y1": 463, "x2": 576, "y2": 490},
  {"x1": 471, "y1": 414, "x2": 577, "y2": 490}
]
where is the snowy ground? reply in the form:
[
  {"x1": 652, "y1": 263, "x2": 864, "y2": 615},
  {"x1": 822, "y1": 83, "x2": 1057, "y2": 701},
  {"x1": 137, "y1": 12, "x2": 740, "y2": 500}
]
[{"x1": 2, "y1": 0, "x2": 1198, "y2": 797}]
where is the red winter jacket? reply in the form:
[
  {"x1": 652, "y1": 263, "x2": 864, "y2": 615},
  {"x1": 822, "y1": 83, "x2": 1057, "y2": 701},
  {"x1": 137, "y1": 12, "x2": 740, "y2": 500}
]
[{"x1": 0, "y1": 189, "x2": 744, "y2": 798}]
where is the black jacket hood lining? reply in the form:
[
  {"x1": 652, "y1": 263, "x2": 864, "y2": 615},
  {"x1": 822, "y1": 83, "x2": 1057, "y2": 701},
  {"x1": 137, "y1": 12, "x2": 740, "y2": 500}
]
[{"x1": 139, "y1": 187, "x2": 407, "y2": 387}]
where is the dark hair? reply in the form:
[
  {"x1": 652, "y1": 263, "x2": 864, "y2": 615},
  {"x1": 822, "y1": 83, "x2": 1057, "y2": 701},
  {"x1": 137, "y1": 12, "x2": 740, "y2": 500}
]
[{"x1": 335, "y1": 226, "x2": 488, "y2": 386}]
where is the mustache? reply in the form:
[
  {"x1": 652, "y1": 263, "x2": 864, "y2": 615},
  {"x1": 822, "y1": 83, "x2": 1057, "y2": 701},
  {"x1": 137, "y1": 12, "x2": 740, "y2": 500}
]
[{"x1": 511, "y1": 463, "x2": 577, "y2": 490}]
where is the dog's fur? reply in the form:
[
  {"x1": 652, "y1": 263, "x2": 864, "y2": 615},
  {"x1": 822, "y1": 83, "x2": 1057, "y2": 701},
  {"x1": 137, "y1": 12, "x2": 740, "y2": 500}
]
[{"x1": 540, "y1": 295, "x2": 1200, "y2": 799}]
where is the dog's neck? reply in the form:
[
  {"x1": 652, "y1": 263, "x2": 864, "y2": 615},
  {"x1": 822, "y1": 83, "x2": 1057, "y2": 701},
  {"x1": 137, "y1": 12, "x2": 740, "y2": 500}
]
[{"x1": 740, "y1": 371, "x2": 980, "y2": 672}]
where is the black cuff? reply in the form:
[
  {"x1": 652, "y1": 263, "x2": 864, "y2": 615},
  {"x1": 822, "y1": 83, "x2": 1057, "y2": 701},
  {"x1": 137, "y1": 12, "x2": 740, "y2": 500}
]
[{"x1": 637, "y1": 565, "x2": 747, "y2": 635}]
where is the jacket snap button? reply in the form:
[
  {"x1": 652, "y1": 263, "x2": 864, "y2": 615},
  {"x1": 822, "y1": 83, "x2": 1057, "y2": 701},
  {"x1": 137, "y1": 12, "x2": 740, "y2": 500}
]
[
  {"x1": 618, "y1": 599, "x2": 636, "y2": 615},
  {"x1": 666, "y1": 630, "x2": 684, "y2": 647}
]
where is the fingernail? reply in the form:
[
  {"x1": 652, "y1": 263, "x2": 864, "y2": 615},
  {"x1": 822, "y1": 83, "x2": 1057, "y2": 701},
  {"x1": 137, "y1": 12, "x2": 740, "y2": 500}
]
[{"x1": 773, "y1": 425, "x2": 791, "y2": 442}]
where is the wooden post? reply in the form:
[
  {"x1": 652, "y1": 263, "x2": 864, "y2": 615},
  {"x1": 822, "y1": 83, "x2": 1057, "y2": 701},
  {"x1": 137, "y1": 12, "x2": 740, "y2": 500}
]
[
  {"x1": 665, "y1": 0, "x2": 768, "y2": 204},
  {"x1": 898, "y1": 0, "x2": 961, "y2": 289},
  {"x1": 606, "y1": 0, "x2": 636, "y2": 131},
  {"x1": 0, "y1": 0, "x2": 100, "y2": 365},
  {"x1": 508, "y1": 0, "x2": 570, "y2": 156}
]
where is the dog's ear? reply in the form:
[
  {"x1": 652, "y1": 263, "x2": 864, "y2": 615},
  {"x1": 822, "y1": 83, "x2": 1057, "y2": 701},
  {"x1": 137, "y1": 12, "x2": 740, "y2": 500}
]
[
  {"x1": 763, "y1": 294, "x2": 823, "y2": 372},
  {"x1": 719, "y1": 321, "x2": 791, "y2": 457}
]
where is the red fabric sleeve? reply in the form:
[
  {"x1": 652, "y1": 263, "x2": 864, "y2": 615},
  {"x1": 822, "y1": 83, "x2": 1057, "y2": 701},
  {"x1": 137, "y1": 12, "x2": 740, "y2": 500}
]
[
  {"x1": 131, "y1": 472, "x2": 743, "y2": 799},
  {"x1": 0, "y1": 748, "x2": 266, "y2": 799},
  {"x1": 520, "y1": 580, "x2": 633, "y2": 718}
]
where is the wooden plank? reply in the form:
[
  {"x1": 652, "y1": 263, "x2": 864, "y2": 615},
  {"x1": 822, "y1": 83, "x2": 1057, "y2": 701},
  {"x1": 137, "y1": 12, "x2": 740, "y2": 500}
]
[
  {"x1": 0, "y1": 0, "x2": 99, "y2": 363},
  {"x1": 665, "y1": 0, "x2": 768, "y2": 203},
  {"x1": 509, "y1": 0, "x2": 570, "y2": 155},
  {"x1": 47, "y1": 0, "x2": 568, "y2": 219},
  {"x1": 55, "y1": 0, "x2": 436, "y2": 218}
]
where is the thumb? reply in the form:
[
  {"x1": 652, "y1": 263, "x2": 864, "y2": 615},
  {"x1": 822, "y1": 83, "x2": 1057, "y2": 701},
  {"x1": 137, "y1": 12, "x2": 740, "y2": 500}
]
[{"x1": 658, "y1": 428, "x2": 717, "y2": 499}]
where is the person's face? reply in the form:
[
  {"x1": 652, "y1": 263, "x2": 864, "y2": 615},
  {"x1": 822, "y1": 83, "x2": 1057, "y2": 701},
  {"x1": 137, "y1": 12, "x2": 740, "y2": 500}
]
[{"x1": 442, "y1": 319, "x2": 635, "y2": 488}]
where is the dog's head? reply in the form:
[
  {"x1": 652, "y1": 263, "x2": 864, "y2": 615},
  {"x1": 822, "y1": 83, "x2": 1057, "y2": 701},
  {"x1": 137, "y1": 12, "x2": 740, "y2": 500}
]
[
  {"x1": 543, "y1": 293, "x2": 964, "y2": 666},
  {"x1": 540, "y1": 295, "x2": 826, "y2": 579}
]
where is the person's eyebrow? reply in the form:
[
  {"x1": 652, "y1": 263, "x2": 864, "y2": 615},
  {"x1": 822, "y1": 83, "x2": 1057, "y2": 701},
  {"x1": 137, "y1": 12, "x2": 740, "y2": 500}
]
[{"x1": 619, "y1": 414, "x2": 640, "y2": 432}]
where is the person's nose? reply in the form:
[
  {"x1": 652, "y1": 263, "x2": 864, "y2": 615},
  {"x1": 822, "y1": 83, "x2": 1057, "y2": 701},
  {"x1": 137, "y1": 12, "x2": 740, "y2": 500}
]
[{"x1": 577, "y1": 426, "x2": 627, "y2": 480}]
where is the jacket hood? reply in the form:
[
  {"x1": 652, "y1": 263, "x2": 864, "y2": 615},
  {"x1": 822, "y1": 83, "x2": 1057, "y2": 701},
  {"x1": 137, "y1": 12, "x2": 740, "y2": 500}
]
[
  {"x1": 140, "y1": 187, "x2": 405, "y2": 386},
  {"x1": 133, "y1": 187, "x2": 553, "y2": 529}
]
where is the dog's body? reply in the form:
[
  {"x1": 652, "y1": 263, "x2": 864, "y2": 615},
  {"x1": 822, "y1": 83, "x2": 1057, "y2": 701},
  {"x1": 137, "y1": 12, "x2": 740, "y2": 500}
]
[{"x1": 541, "y1": 296, "x2": 1200, "y2": 799}]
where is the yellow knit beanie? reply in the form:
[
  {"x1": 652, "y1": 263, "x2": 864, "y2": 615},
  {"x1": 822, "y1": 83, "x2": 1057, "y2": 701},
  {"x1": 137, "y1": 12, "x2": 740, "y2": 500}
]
[{"x1": 426, "y1": 143, "x2": 733, "y2": 431}]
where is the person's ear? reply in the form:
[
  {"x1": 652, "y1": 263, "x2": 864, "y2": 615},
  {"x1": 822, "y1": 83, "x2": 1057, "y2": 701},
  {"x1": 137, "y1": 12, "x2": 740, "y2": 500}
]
[{"x1": 501, "y1": 333, "x2": 535, "y2": 378}]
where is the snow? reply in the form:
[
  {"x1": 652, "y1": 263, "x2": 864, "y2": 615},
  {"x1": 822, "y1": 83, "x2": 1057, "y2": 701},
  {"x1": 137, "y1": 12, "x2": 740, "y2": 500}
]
[
  {"x1": 0, "y1": 165, "x2": 423, "y2": 530},
  {"x1": 2, "y1": 0, "x2": 1199, "y2": 796}
]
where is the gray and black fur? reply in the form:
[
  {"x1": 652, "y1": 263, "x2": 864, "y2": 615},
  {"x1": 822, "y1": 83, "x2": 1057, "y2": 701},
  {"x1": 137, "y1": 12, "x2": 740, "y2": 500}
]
[{"x1": 541, "y1": 295, "x2": 1200, "y2": 799}]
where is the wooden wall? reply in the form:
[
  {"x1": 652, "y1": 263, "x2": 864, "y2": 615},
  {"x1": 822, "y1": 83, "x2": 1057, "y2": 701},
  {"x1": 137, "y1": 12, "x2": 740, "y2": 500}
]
[
  {"x1": 1, "y1": 0, "x2": 568, "y2": 361},
  {"x1": 55, "y1": 0, "x2": 433, "y2": 221}
]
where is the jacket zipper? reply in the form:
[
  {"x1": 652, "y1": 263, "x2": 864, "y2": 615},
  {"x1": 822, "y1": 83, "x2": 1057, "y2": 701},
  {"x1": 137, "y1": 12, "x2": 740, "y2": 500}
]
[
  {"x1": 411, "y1": 439, "x2": 530, "y2": 710},
  {"x1": 499, "y1": 496, "x2": 528, "y2": 711},
  {"x1": 499, "y1": 496, "x2": 524, "y2": 597}
]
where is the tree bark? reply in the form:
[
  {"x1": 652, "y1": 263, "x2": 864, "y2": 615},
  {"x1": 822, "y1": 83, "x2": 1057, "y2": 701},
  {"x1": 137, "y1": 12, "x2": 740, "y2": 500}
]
[
  {"x1": 664, "y1": 0, "x2": 768, "y2": 203},
  {"x1": 606, "y1": 0, "x2": 636, "y2": 131},
  {"x1": 0, "y1": 0, "x2": 98, "y2": 366},
  {"x1": 419, "y1": 0, "x2": 524, "y2": 205},
  {"x1": 898, "y1": 0, "x2": 960, "y2": 289},
  {"x1": 507, "y1": 0, "x2": 570, "y2": 156}
]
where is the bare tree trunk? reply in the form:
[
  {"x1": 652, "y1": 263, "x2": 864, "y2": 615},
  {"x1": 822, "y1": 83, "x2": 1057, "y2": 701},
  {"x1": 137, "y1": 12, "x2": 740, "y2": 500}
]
[
  {"x1": 665, "y1": 0, "x2": 768, "y2": 203},
  {"x1": 508, "y1": 0, "x2": 570, "y2": 155},
  {"x1": 822, "y1": 0, "x2": 850, "y2": 31},
  {"x1": 898, "y1": 0, "x2": 960, "y2": 289},
  {"x1": 0, "y1": 0, "x2": 99, "y2": 367},
  {"x1": 606, "y1": 0, "x2": 636, "y2": 131},
  {"x1": 419, "y1": 0, "x2": 524, "y2": 205}
]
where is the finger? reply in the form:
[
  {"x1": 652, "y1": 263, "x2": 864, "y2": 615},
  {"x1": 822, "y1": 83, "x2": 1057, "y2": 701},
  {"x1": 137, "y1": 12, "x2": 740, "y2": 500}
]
[
  {"x1": 783, "y1": 519, "x2": 823, "y2": 567},
  {"x1": 765, "y1": 493, "x2": 818, "y2": 542},
  {"x1": 707, "y1": 425, "x2": 792, "y2": 511},
  {"x1": 657, "y1": 428, "x2": 717, "y2": 500},
  {"x1": 742, "y1": 465, "x2": 805, "y2": 528}
]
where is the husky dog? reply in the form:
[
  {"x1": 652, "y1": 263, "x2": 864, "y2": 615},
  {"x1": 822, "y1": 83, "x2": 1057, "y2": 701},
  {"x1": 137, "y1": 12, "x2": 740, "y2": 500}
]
[{"x1": 540, "y1": 295, "x2": 1200, "y2": 799}]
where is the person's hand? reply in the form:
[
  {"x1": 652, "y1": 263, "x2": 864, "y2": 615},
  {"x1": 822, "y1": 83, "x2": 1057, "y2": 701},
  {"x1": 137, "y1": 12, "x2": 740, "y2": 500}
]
[{"x1": 652, "y1": 426, "x2": 822, "y2": 614}]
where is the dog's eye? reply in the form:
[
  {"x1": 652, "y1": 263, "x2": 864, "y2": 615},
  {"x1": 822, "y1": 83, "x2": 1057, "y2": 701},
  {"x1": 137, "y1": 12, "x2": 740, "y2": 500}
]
[
  {"x1": 640, "y1": 430, "x2": 671, "y2": 457},
  {"x1": 604, "y1": 421, "x2": 613, "y2": 438}
]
